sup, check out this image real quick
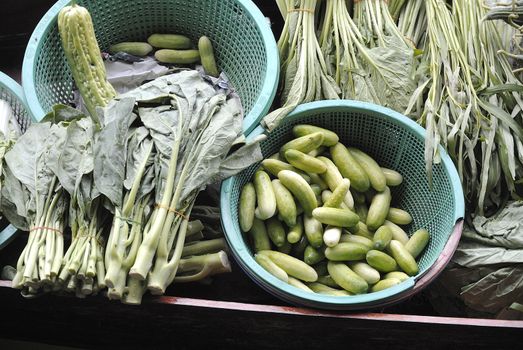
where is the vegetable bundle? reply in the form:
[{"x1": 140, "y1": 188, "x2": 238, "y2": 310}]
[{"x1": 267, "y1": 0, "x2": 523, "y2": 217}]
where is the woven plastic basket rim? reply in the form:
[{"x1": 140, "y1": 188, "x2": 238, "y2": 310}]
[
  {"x1": 0, "y1": 72, "x2": 28, "y2": 113},
  {"x1": 220, "y1": 100, "x2": 465, "y2": 309},
  {"x1": 21, "y1": 0, "x2": 279, "y2": 132}
]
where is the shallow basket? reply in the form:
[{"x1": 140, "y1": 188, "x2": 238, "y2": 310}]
[
  {"x1": 0, "y1": 72, "x2": 34, "y2": 250},
  {"x1": 22, "y1": 0, "x2": 278, "y2": 133},
  {"x1": 220, "y1": 100, "x2": 465, "y2": 310}
]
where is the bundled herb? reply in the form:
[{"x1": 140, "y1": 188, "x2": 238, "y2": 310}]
[
  {"x1": 1, "y1": 119, "x2": 70, "y2": 293},
  {"x1": 263, "y1": 0, "x2": 340, "y2": 131},
  {"x1": 318, "y1": 0, "x2": 416, "y2": 112}
]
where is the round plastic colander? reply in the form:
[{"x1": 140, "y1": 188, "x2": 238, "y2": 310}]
[
  {"x1": 0, "y1": 72, "x2": 34, "y2": 250},
  {"x1": 22, "y1": 0, "x2": 279, "y2": 133},
  {"x1": 220, "y1": 100, "x2": 465, "y2": 310}
]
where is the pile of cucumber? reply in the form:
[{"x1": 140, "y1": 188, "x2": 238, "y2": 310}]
[
  {"x1": 109, "y1": 33, "x2": 219, "y2": 77},
  {"x1": 238, "y1": 125, "x2": 430, "y2": 296}
]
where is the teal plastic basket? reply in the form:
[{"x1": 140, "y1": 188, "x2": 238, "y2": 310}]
[
  {"x1": 22, "y1": 0, "x2": 278, "y2": 133},
  {"x1": 0, "y1": 72, "x2": 34, "y2": 250},
  {"x1": 220, "y1": 100, "x2": 465, "y2": 310}
]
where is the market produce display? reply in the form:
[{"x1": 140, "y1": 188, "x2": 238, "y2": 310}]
[
  {"x1": 0, "y1": 4, "x2": 263, "y2": 304},
  {"x1": 239, "y1": 124, "x2": 430, "y2": 295}
]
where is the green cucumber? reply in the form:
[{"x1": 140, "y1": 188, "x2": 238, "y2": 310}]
[
  {"x1": 312, "y1": 207, "x2": 359, "y2": 228},
  {"x1": 339, "y1": 234, "x2": 374, "y2": 250},
  {"x1": 253, "y1": 170, "x2": 277, "y2": 220},
  {"x1": 354, "y1": 201, "x2": 369, "y2": 222},
  {"x1": 381, "y1": 167, "x2": 403, "y2": 186},
  {"x1": 148, "y1": 33, "x2": 192, "y2": 49},
  {"x1": 330, "y1": 143, "x2": 370, "y2": 192},
  {"x1": 327, "y1": 261, "x2": 368, "y2": 294},
  {"x1": 155, "y1": 49, "x2": 200, "y2": 64},
  {"x1": 318, "y1": 156, "x2": 354, "y2": 208},
  {"x1": 266, "y1": 217, "x2": 286, "y2": 248},
  {"x1": 348, "y1": 262, "x2": 381, "y2": 285},
  {"x1": 292, "y1": 124, "x2": 339, "y2": 146},
  {"x1": 278, "y1": 170, "x2": 317, "y2": 216},
  {"x1": 239, "y1": 182, "x2": 256, "y2": 232},
  {"x1": 373, "y1": 225, "x2": 393, "y2": 250},
  {"x1": 388, "y1": 240, "x2": 419, "y2": 276},
  {"x1": 370, "y1": 278, "x2": 401, "y2": 293},
  {"x1": 383, "y1": 220, "x2": 409, "y2": 244},
  {"x1": 272, "y1": 179, "x2": 297, "y2": 227},
  {"x1": 366, "y1": 187, "x2": 391, "y2": 230},
  {"x1": 286, "y1": 216, "x2": 304, "y2": 244},
  {"x1": 249, "y1": 218, "x2": 271, "y2": 253},
  {"x1": 366, "y1": 249, "x2": 398, "y2": 273},
  {"x1": 255, "y1": 254, "x2": 288, "y2": 282},
  {"x1": 307, "y1": 282, "x2": 351, "y2": 296},
  {"x1": 304, "y1": 245, "x2": 325, "y2": 265},
  {"x1": 284, "y1": 149, "x2": 327, "y2": 174},
  {"x1": 325, "y1": 242, "x2": 369, "y2": 261},
  {"x1": 405, "y1": 228, "x2": 430, "y2": 258},
  {"x1": 109, "y1": 42, "x2": 153, "y2": 56},
  {"x1": 261, "y1": 159, "x2": 311, "y2": 183},
  {"x1": 316, "y1": 275, "x2": 339, "y2": 288},
  {"x1": 352, "y1": 222, "x2": 374, "y2": 240},
  {"x1": 384, "y1": 271, "x2": 410, "y2": 282},
  {"x1": 280, "y1": 132, "x2": 324, "y2": 158},
  {"x1": 387, "y1": 207, "x2": 413, "y2": 225},
  {"x1": 349, "y1": 148, "x2": 387, "y2": 192},
  {"x1": 259, "y1": 250, "x2": 318, "y2": 282},
  {"x1": 303, "y1": 215, "x2": 324, "y2": 248},
  {"x1": 323, "y1": 178, "x2": 351, "y2": 208},
  {"x1": 321, "y1": 190, "x2": 350, "y2": 209},
  {"x1": 288, "y1": 276, "x2": 314, "y2": 292},
  {"x1": 198, "y1": 36, "x2": 219, "y2": 77}
]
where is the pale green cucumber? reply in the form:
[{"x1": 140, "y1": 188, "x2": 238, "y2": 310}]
[
  {"x1": 373, "y1": 225, "x2": 393, "y2": 250},
  {"x1": 292, "y1": 124, "x2": 339, "y2": 146},
  {"x1": 280, "y1": 132, "x2": 324, "y2": 158},
  {"x1": 339, "y1": 234, "x2": 374, "y2": 250},
  {"x1": 348, "y1": 262, "x2": 381, "y2": 285},
  {"x1": 239, "y1": 182, "x2": 256, "y2": 232},
  {"x1": 249, "y1": 218, "x2": 271, "y2": 253},
  {"x1": 253, "y1": 170, "x2": 277, "y2": 220},
  {"x1": 303, "y1": 214, "x2": 324, "y2": 248},
  {"x1": 266, "y1": 217, "x2": 286, "y2": 248},
  {"x1": 259, "y1": 250, "x2": 318, "y2": 282},
  {"x1": 323, "y1": 179, "x2": 351, "y2": 208},
  {"x1": 278, "y1": 170, "x2": 317, "y2": 216},
  {"x1": 323, "y1": 225, "x2": 342, "y2": 247},
  {"x1": 109, "y1": 42, "x2": 153, "y2": 56},
  {"x1": 148, "y1": 33, "x2": 192, "y2": 49},
  {"x1": 405, "y1": 228, "x2": 430, "y2": 258},
  {"x1": 327, "y1": 261, "x2": 368, "y2": 294},
  {"x1": 255, "y1": 254, "x2": 288, "y2": 282},
  {"x1": 324, "y1": 242, "x2": 369, "y2": 261},
  {"x1": 349, "y1": 148, "x2": 387, "y2": 192},
  {"x1": 331, "y1": 143, "x2": 370, "y2": 192},
  {"x1": 312, "y1": 207, "x2": 359, "y2": 228},
  {"x1": 272, "y1": 179, "x2": 297, "y2": 227},
  {"x1": 383, "y1": 220, "x2": 409, "y2": 244},
  {"x1": 389, "y1": 240, "x2": 419, "y2": 276},
  {"x1": 387, "y1": 207, "x2": 413, "y2": 225},
  {"x1": 381, "y1": 167, "x2": 403, "y2": 186},
  {"x1": 285, "y1": 149, "x2": 327, "y2": 174},
  {"x1": 261, "y1": 159, "x2": 311, "y2": 183},
  {"x1": 318, "y1": 156, "x2": 354, "y2": 208},
  {"x1": 384, "y1": 271, "x2": 410, "y2": 282},
  {"x1": 366, "y1": 187, "x2": 391, "y2": 230},
  {"x1": 286, "y1": 216, "x2": 304, "y2": 244},
  {"x1": 370, "y1": 278, "x2": 402, "y2": 292},
  {"x1": 366, "y1": 249, "x2": 398, "y2": 272}
]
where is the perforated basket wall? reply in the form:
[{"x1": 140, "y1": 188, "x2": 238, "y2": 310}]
[
  {"x1": 0, "y1": 72, "x2": 32, "y2": 133},
  {"x1": 22, "y1": 0, "x2": 278, "y2": 133},
  {"x1": 220, "y1": 100, "x2": 464, "y2": 310}
]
